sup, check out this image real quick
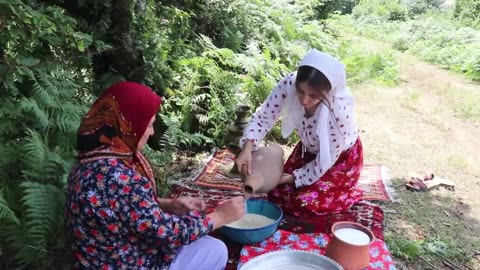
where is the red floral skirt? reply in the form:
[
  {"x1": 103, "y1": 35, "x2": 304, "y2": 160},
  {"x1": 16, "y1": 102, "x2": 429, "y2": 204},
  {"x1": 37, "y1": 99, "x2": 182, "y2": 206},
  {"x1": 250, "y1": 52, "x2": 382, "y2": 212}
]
[{"x1": 268, "y1": 138, "x2": 364, "y2": 217}]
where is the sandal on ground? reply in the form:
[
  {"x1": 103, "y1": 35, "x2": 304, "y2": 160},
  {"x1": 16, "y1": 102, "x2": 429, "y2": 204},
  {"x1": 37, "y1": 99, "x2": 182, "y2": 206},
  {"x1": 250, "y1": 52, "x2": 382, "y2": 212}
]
[{"x1": 405, "y1": 177, "x2": 455, "y2": 192}]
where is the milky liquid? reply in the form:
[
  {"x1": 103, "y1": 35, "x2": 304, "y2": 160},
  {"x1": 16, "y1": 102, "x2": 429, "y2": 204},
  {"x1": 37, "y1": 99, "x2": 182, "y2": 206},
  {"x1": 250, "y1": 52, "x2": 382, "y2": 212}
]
[
  {"x1": 334, "y1": 228, "x2": 370, "y2": 245},
  {"x1": 227, "y1": 213, "x2": 275, "y2": 229}
]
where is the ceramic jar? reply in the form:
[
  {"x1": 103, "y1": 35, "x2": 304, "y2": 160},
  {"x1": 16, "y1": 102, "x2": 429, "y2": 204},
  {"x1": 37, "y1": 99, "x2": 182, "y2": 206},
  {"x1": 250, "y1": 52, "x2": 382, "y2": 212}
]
[
  {"x1": 325, "y1": 221, "x2": 375, "y2": 270},
  {"x1": 242, "y1": 144, "x2": 284, "y2": 194}
]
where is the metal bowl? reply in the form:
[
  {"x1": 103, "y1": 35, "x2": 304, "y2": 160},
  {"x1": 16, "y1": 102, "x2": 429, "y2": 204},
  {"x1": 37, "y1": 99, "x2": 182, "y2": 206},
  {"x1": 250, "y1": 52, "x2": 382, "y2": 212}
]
[
  {"x1": 239, "y1": 250, "x2": 344, "y2": 270},
  {"x1": 218, "y1": 199, "x2": 283, "y2": 244}
]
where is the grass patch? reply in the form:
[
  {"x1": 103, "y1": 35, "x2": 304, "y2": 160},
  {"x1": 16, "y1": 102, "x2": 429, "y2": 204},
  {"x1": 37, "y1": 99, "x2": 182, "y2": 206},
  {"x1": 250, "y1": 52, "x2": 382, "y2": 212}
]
[
  {"x1": 383, "y1": 179, "x2": 480, "y2": 269},
  {"x1": 445, "y1": 154, "x2": 480, "y2": 176},
  {"x1": 336, "y1": 35, "x2": 400, "y2": 87},
  {"x1": 454, "y1": 99, "x2": 480, "y2": 121},
  {"x1": 406, "y1": 89, "x2": 421, "y2": 101},
  {"x1": 433, "y1": 86, "x2": 480, "y2": 122}
]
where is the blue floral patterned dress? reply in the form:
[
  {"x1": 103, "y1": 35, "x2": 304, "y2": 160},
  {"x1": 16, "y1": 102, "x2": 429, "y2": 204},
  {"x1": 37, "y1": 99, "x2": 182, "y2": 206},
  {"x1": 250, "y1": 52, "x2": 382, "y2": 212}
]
[{"x1": 65, "y1": 158, "x2": 213, "y2": 270}]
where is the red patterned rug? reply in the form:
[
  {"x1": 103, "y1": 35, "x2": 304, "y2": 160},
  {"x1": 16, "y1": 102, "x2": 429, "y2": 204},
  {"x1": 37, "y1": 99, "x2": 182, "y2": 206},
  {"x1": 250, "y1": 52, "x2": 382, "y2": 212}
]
[
  {"x1": 166, "y1": 184, "x2": 386, "y2": 270},
  {"x1": 192, "y1": 149, "x2": 395, "y2": 201}
]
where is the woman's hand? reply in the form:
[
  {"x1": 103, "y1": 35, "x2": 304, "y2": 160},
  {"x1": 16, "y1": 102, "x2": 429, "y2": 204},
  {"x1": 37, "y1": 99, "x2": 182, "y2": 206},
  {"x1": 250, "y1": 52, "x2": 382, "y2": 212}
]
[
  {"x1": 235, "y1": 140, "x2": 253, "y2": 174},
  {"x1": 279, "y1": 173, "x2": 295, "y2": 185},
  {"x1": 207, "y1": 196, "x2": 245, "y2": 230},
  {"x1": 162, "y1": 198, "x2": 206, "y2": 215}
]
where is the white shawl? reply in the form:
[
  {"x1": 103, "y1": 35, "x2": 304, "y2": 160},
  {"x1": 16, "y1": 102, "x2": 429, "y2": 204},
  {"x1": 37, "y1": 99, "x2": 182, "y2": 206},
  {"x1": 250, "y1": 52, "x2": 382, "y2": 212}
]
[{"x1": 281, "y1": 49, "x2": 358, "y2": 177}]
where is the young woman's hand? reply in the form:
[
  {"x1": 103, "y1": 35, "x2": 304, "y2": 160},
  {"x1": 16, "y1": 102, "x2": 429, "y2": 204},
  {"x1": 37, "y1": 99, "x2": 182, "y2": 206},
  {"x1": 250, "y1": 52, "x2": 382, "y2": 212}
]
[
  {"x1": 279, "y1": 173, "x2": 295, "y2": 185},
  {"x1": 207, "y1": 196, "x2": 245, "y2": 230},
  {"x1": 235, "y1": 141, "x2": 254, "y2": 174}
]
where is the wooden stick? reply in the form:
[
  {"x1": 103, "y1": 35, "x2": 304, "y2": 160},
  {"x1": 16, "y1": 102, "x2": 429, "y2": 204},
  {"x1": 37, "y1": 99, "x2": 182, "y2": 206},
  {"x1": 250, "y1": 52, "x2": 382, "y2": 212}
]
[
  {"x1": 419, "y1": 256, "x2": 441, "y2": 270},
  {"x1": 442, "y1": 259, "x2": 458, "y2": 270},
  {"x1": 439, "y1": 254, "x2": 464, "y2": 270}
]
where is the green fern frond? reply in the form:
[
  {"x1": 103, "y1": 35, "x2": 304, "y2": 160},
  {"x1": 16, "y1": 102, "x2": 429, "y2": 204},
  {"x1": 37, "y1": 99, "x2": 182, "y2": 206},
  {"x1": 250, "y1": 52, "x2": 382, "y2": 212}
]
[
  {"x1": 159, "y1": 128, "x2": 176, "y2": 150},
  {"x1": 26, "y1": 69, "x2": 55, "y2": 107},
  {"x1": 19, "y1": 181, "x2": 63, "y2": 245},
  {"x1": 1, "y1": 223, "x2": 49, "y2": 269},
  {"x1": 19, "y1": 129, "x2": 72, "y2": 183},
  {"x1": 54, "y1": 113, "x2": 80, "y2": 134},
  {"x1": 190, "y1": 132, "x2": 213, "y2": 145},
  {"x1": 191, "y1": 93, "x2": 210, "y2": 104},
  {"x1": 38, "y1": 71, "x2": 60, "y2": 99},
  {"x1": 197, "y1": 114, "x2": 209, "y2": 125},
  {"x1": 22, "y1": 129, "x2": 47, "y2": 164},
  {"x1": 19, "y1": 98, "x2": 49, "y2": 129},
  {"x1": 54, "y1": 78, "x2": 80, "y2": 99},
  {"x1": 0, "y1": 182, "x2": 64, "y2": 268},
  {"x1": 0, "y1": 191, "x2": 19, "y2": 224}
]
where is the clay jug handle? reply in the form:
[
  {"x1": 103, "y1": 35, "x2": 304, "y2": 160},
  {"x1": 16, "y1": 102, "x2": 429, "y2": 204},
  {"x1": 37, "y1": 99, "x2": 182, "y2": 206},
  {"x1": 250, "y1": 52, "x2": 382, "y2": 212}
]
[
  {"x1": 241, "y1": 164, "x2": 256, "y2": 194},
  {"x1": 240, "y1": 164, "x2": 248, "y2": 179}
]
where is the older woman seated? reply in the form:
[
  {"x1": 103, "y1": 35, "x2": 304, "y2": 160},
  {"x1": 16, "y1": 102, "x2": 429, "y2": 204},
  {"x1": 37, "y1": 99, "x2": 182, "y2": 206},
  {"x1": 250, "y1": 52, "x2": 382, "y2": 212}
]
[{"x1": 64, "y1": 81, "x2": 244, "y2": 270}]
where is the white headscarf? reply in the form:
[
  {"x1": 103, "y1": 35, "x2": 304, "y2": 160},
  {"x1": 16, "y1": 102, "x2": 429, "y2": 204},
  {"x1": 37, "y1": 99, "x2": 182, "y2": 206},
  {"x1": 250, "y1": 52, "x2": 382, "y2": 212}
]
[{"x1": 280, "y1": 49, "x2": 358, "y2": 176}]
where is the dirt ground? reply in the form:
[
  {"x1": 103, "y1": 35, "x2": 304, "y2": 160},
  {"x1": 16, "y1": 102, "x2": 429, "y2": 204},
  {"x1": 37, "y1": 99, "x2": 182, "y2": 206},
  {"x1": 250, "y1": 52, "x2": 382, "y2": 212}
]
[{"x1": 354, "y1": 50, "x2": 480, "y2": 269}]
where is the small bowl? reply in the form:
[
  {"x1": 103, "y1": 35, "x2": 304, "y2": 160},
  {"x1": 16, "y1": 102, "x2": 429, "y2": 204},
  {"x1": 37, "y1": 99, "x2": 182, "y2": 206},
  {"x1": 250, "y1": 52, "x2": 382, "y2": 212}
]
[{"x1": 219, "y1": 199, "x2": 283, "y2": 244}]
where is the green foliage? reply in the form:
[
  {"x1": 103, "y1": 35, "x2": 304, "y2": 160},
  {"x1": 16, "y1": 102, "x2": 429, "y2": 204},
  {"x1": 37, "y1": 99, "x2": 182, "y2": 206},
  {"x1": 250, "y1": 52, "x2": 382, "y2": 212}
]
[
  {"x1": 142, "y1": 145, "x2": 176, "y2": 197},
  {"x1": 404, "y1": 0, "x2": 444, "y2": 16},
  {"x1": 315, "y1": 0, "x2": 359, "y2": 19},
  {"x1": 386, "y1": 232, "x2": 465, "y2": 262},
  {"x1": 161, "y1": 36, "x2": 240, "y2": 145},
  {"x1": 158, "y1": 112, "x2": 214, "y2": 150},
  {"x1": 0, "y1": 0, "x2": 95, "y2": 268},
  {"x1": 340, "y1": 44, "x2": 399, "y2": 86},
  {"x1": 339, "y1": 3, "x2": 480, "y2": 81},
  {"x1": 353, "y1": 0, "x2": 407, "y2": 21},
  {"x1": 0, "y1": 191, "x2": 19, "y2": 225},
  {"x1": 385, "y1": 232, "x2": 425, "y2": 260},
  {"x1": 454, "y1": 0, "x2": 480, "y2": 29},
  {"x1": 399, "y1": 18, "x2": 480, "y2": 80}
]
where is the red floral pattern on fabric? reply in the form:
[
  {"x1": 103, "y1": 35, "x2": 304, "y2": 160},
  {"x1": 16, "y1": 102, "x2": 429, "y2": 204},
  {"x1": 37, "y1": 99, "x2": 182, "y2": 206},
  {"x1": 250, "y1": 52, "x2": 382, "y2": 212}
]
[
  {"x1": 65, "y1": 158, "x2": 212, "y2": 270},
  {"x1": 239, "y1": 230, "x2": 396, "y2": 270},
  {"x1": 268, "y1": 138, "x2": 364, "y2": 217}
]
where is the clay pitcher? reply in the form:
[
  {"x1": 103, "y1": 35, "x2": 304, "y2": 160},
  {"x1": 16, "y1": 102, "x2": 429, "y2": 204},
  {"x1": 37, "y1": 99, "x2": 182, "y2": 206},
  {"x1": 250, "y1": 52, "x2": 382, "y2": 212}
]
[
  {"x1": 241, "y1": 144, "x2": 284, "y2": 194},
  {"x1": 325, "y1": 221, "x2": 375, "y2": 270}
]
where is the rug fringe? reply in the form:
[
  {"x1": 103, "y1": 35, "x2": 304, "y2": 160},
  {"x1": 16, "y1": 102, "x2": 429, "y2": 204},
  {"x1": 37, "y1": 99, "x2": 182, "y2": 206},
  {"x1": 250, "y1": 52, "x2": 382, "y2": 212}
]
[{"x1": 381, "y1": 165, "x2": 399, "y2": 202}]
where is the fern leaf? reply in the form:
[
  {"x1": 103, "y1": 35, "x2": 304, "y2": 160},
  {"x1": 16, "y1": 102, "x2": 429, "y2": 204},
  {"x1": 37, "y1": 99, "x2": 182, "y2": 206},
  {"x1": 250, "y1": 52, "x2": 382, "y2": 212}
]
[
  {"x1": 26, "y1": 69, "x2": 55, "y2": 107},
  {"x1": 54, "y1": 113, "x2": 80, "y2": 134},
  {"x1": 191, "y1": 93, "x2": 210, "y2": 104},
  {"x1": 0, "y1": 191, "x2": 19, "y2": 224},
  {"x1": 38, "y1": 71, "x2": 60, "y2": 100},
  {"x1": 19, "y1": 181, "x2": 63, "y2": 246},
  {"x1": 19, "y1": 98, "x2": 49, "y2": 129},
  {"x1": 22, "y1": 129, "x2": 47, "y2": 165},
  {"x1": 0, "y1": 182, "x2": 63, "y2": 268},
  {"x1": 1, "y1": 223, "x2": 49, "y2": 269},
  {"x1": 196, "y1": 114, "x2": 210, "y2": 125}
]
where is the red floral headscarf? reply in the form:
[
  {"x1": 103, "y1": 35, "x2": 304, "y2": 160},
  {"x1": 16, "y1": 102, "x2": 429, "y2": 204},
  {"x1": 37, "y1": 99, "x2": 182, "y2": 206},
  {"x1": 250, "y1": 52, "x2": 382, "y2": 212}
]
[{"x1": 77, "y1": 81, "x2": 162, "y2": 184}]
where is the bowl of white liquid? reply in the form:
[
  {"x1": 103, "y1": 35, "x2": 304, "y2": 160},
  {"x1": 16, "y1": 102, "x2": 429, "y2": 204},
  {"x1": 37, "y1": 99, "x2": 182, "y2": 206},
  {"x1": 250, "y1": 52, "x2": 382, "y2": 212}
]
[
  {"x1": 325, "y1": 221, "x2": 375, "y2": 270},
  {"x1": 219, "y1": 198, "x2": 283, "y2": 244}
]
